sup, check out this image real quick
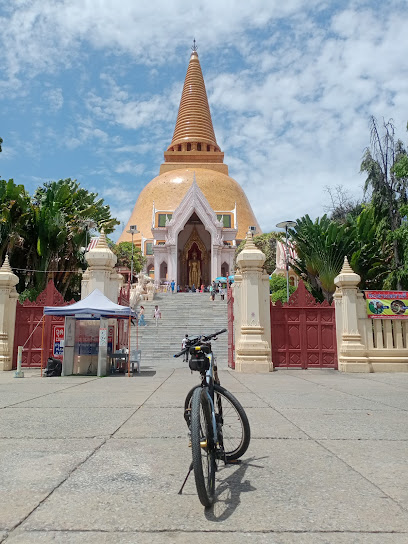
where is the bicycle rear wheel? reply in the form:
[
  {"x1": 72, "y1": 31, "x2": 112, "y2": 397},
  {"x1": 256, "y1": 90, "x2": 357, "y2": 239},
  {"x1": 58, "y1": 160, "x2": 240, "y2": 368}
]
[
  {"x1": 185, "y1": 384, "x2": 250, "y2": 461},
  {"x1": 190, "y1": 387, "x2": 216, "y2": 507}
]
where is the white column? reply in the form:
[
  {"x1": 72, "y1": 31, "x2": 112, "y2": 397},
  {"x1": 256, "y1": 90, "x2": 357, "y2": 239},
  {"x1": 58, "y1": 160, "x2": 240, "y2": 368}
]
[
  {"x1": 334, "y1": 257, "x2": 369, "y2": 372},
  {"x1": 82, "y1": 230, "x2": 118, "y2": 301},
  {"x1": 0, "y1": 256, "x2": 19, "y2": 371},
  {"x1": 234, "y1": 231, "x2": 272, "y2": 373}
]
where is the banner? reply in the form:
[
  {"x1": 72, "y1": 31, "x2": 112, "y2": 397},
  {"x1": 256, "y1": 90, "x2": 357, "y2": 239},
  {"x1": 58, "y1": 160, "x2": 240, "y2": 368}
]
[
  {"x1": 52, "y1": 325, "x2": 65, "y2": 356},
  {"x1": 366, "y1": 291, "x2": 408, "y2": 319}
]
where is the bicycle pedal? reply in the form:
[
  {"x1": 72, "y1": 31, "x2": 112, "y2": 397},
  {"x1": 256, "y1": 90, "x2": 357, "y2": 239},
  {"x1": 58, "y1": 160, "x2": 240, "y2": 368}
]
[{"x1": 227, "y1": 459, "x2": 242, "y2": 465}]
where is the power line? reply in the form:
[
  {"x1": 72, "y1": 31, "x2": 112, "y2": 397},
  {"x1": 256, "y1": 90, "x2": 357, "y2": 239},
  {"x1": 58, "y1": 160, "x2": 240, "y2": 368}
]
[{"x1": 12, "y1": 267, "x2": 83, "y2": 274}]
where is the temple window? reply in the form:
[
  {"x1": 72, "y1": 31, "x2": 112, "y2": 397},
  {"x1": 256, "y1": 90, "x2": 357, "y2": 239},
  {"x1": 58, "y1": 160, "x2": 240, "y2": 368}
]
[
  {"x1": 158, "y1": 213, "x2": 172, "y2": 227},
  {"x1": 207, "y1": 145, "x2": 210, "y2": 151},
  {"x1": 145, "y1": 242, "x2": 153, "y2": 255},
  {"x1": 187, "y1": 143, "x2": 191, "y2": 151},
  {"x1": 217, "y1": 214, "x2": 232, "y2": 228},
  {"x1": 178, "y1": 145, "x2": 181, "y2": 151},
  {"x1": 197, "y1": 143, "x2": 201, "y2": 151}
]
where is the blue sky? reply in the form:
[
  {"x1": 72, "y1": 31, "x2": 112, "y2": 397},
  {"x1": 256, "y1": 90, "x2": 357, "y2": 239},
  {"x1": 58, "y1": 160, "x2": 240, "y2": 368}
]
[{"x1": 1, "y1": 0, "x2": 408, "y2": 240}]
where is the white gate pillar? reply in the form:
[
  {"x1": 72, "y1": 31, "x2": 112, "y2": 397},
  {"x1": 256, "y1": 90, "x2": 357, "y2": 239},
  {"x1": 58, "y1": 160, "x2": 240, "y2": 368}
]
[
  {"x1": 234, "y1": 231, "x2": 272, "y2": 373},
  {"x1": 0, "y1": 256, "x2": 19, "y2": 371}
]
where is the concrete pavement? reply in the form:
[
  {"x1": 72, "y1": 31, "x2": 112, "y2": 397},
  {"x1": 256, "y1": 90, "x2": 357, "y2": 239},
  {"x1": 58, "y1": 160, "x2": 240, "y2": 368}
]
[{"x1": 1, "y1": 365, "x2": 408, "y2": 543}]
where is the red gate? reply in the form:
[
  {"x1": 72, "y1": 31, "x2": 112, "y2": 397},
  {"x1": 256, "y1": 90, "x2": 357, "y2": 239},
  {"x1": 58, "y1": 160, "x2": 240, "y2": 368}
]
[
  {"x1": 270, "y1": 281, "x2": 337, "y2": 369},
  {"x1": 13, "y1": 281, "x2": 74, "y2": 368},
  {"x1": 227, "y1": 283, "x2": 235, "y2": 369}
]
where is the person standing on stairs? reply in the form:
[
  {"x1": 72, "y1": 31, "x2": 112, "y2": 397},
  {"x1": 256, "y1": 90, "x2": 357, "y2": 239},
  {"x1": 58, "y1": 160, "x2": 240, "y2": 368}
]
[
  {"x1": 171, "y1": 279, "x2": 175, "y2": 294},
  {"x1": 181, "y1": 334, "x2": 189, "y2": 362},
  {"x1": 138, "y1": 305, "x2": 146, "y2": 326},
  {"x1": 153, "y1": 305, "x2": 162, "y2": 327}
]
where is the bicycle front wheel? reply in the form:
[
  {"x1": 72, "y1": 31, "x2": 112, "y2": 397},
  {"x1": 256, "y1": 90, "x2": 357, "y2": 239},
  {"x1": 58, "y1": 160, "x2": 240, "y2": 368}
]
[{"x1": 190, "y1": 387, "x2": 216, "y2": 507}]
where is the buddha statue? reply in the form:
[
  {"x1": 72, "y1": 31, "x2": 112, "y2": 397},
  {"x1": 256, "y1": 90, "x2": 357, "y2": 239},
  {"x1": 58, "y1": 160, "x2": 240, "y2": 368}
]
[{"x1": 188, "y1": 251, "x2": 201, "y2": 287}]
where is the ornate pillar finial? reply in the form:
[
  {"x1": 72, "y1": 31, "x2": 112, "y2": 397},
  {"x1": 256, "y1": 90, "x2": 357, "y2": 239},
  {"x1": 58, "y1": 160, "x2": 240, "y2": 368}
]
[{"x1": 191, "y1": 38, "x2": 198, "y2": 52}]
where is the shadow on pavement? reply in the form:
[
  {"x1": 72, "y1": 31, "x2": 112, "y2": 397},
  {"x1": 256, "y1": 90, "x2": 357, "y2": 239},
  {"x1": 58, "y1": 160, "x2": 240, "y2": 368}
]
[{"x1": 205, "y1": 456, "x2": 265, "y2": 522}]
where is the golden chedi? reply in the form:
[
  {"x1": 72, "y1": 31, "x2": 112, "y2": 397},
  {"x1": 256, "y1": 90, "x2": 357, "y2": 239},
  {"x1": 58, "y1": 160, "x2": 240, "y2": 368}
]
[{"x1": 119, "y1": 47, "x2": 261, "y2": 286}]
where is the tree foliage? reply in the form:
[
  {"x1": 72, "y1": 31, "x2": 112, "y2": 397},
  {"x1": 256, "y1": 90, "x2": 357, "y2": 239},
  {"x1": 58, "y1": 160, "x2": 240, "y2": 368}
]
[
  {"x1": 111, "y1": 242, "x2": 146, "y2": 274},
  {"x1": 269, "y1": 274, "x2": 296, "y2": 303},
  {"x1": 235, "y1": 231, "x2": 282, "y2": 275},
  {"x1": 289, "y1": 215, "x2": 357, "y2": 302},
  {"x1": 360, "y1": 117, "x2": 408, "y2": 288},
  {"x1": 1, "y1": 178, "x2": 119, "y2": 300}
]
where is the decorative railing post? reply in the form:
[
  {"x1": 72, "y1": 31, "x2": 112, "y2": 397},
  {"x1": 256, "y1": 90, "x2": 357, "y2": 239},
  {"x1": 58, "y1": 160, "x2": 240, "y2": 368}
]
[
  {"x1": 234, "y1": 231, "x2": 272, "y2": 372},
  {"x1": 334, "y1": 257, "x2": 369, "y2": 372},
  {"x1": 0, "y1": 256, "x2": 19, "y2": 371}
]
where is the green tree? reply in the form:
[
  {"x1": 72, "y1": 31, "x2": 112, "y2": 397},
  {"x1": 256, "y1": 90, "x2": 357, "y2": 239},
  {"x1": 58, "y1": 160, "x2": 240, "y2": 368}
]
[
  {"x1": 235, "y1": 232, "x2": 282, "y2": 275},
  {"x1": 0, "y1": 179, "x2": 30, "y2": 262},
  {"x1": 8, "y1": 178, "x2": 119, "y2": 299},
  {"x1": 111, "y1": 241, "x2": 146, "y2": 274},
  {"x1": 269, "y1": 274, "x2": 296, "y2": 303},
  {"x1": 289, "y1": 215, "x2": 357, "y2": 302},
  {"x1": 360, "y1": 117, "x2": 408, "y2": 289}
]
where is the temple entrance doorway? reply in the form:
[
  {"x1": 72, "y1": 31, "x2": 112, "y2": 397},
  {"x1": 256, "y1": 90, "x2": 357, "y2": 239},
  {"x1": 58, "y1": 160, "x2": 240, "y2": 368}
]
[
  {"x1": 177, "y1": 213, "x2": 211, "y2": 288},
  {"x1": 159, "y1": 261, "x2": 168, "y2": 282},
  {"x1": 221, "y1": 262, "x2": 229, "y2": 278}
]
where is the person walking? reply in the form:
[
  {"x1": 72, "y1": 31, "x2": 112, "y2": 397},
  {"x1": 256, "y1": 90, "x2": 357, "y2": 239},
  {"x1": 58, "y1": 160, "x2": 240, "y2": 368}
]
[
  {"x1": 220, "y1": 286, "x2": 225, "y2": 301},
  {"x1": 171, "y1": 279, "x2": 175, "y2": 294},
  {"x1": 209, "y1": 284, "x2": 214, "y2": 301},
  {"x1": 138, "y1": 305, "x2": 146, "y2": 326},
  {"x1": 153, "y1": 305, "x2": 161, "y2": 327},
  {"x1": 181, "y1": 334, "x2": 189, "y2": 362}
]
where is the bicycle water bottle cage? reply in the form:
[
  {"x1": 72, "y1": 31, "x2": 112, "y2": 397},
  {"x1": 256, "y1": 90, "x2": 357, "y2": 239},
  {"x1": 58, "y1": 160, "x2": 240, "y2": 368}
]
[{"x1": 189, "y1": 346, "x2": 210, "y2": 372}]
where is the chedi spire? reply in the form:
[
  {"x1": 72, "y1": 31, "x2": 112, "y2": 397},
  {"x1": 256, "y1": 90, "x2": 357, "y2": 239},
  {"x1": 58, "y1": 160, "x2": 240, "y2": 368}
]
[{"x1": 165, "y1": 48, "x2": 223, "y2": 164}]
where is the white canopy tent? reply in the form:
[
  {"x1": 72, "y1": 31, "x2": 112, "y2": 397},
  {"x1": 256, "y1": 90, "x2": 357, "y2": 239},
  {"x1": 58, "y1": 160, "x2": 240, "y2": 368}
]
[
  {"x1": 44, "y1": 288, "x2": 136, "y2": 318},
  {"x1": 43, "y1": 289, "x2": 136, "y2": 377}
]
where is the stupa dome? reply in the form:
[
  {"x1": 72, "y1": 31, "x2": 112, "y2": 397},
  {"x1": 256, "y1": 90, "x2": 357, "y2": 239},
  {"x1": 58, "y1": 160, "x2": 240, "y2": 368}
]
[{"x1": 119, "y1": 168, "x2": 260, "y2": 243}]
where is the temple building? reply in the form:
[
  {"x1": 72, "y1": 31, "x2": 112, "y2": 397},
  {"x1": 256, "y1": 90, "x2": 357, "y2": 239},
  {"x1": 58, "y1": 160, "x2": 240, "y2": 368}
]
[{"x1": 118, "y1": 48, "x2": 261, "y2": 285}]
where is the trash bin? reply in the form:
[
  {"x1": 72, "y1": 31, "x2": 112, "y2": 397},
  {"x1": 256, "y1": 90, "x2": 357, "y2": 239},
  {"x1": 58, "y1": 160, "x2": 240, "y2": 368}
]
[{"x1": 44, "y1": 357, "x2": 62, "y2": 377}]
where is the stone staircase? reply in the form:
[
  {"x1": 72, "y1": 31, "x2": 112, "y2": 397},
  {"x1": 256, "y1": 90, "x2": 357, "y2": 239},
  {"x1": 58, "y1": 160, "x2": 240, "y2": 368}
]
[{"x1": 130, "y1": 292, "x2": 229, "y2": 369}]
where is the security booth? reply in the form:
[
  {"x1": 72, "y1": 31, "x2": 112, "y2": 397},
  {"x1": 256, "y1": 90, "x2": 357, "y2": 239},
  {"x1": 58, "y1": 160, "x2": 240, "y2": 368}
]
[{"x1": 44, "y1": 289, "x2": 136, "y2": 377}]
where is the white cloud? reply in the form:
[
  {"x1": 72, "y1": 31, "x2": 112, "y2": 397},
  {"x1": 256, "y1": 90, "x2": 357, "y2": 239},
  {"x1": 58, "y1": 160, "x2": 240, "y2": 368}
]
[
  {"x1": 44, "y1": 87, "x2": 63, "y2": 112},
  {"x1": 1, "y1": 1, "x2": 408, "y2": 236}
]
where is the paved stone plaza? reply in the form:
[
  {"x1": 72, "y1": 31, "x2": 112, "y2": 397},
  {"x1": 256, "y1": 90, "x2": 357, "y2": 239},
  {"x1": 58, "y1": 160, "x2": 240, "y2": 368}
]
[{"x1": 1, "y1": 365, "x2": 408, "y2": 543}]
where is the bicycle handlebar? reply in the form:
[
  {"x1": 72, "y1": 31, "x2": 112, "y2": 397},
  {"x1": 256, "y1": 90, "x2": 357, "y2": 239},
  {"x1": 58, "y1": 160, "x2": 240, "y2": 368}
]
[{"x1": 173, "y1": 328, "x2": 227, "y2": 358}]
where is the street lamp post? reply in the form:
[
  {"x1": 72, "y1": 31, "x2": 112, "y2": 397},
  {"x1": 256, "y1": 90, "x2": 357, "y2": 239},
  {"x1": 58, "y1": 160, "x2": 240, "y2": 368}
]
[
  {"x1": 276, "y1": 220, "x2": 297, "y2": 302},
  {"x1": 126, "y1": 225, "x2": 139, "y2": 285},
  {"x1": 83, "y1": 220, "x2": 96, "y2": 252}
]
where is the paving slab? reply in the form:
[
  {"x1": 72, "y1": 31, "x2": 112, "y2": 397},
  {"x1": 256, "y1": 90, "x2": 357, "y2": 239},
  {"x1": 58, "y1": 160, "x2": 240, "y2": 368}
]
[
  {"x1": 322, "y1": 439, "x2": 408, "y2": 509},
  {"x1": 0, "y1": 383, "x2": 93, "y2": 408},
  {"x1": 0, "y1": 407, "x2": 137, "y2": 439},
  {"x1": 18, "y1": 438, "x2": 408, "y2": 533},
  {"x1": 0, "y1": 438, "x2": 103, "y2": 530},
  {"x1": 5, "y1": 530, "x2": 408, "y2": 543},
  {"x1": 281, "y1": 408, "x2": 408, "y2": 440},
  {"x1": 15, "y1": 390, "x2": 152, "y2": 408},
  {"x1": 115, "y1": 406, "x2": 187, "y2": 438}
]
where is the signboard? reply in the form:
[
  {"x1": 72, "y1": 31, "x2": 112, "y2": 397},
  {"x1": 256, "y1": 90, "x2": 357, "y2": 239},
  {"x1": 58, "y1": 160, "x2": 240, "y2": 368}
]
[
  {"x1": 366, "y1": 291, "x2": 408, "y2": 319},
  {"x1": 53, "y1": 325, "x2": 65, "y2": 356},
  {"x1": 99, "y1": 328, "x2": 107, "y2": 347},
  {"x1": 108, "y1": 325, "x2": 114, "y2": 353}
]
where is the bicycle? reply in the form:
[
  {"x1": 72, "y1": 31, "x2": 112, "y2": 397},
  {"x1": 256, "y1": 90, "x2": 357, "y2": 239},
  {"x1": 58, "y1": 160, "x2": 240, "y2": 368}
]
[{"x1": 174, "y1": 328, "x2": 250, "y2": 507}]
